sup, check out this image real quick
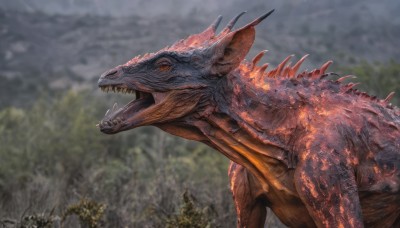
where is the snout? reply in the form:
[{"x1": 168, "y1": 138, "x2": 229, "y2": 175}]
[{"x1": 98, "y1": 66, "x2": 124, "y2": 86}]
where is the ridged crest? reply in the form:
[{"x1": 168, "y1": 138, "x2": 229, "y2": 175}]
[
  {"x1": 124, "y1": 10, "x2": 275, "y2": 66},
  {"x1": 243, "y1": 53, "x2": 395, "y2": 107}
]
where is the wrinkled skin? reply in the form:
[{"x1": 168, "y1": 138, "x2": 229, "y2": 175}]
[{"x1": 98, "y1": 11, "x2": 400, "y2": 227}]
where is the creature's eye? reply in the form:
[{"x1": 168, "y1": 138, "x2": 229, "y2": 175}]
[{"x1": 155, "y1": 58, "x2": 173, "y2": 72}]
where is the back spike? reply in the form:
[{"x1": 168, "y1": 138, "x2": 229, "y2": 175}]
[
  {"x1": 290, "y1": 54, "x2": 309, "y2": 77},
  {"x1": 311, "y1": 69, "x2": 321, "y2": 78},
  {"x1": 267, "y1": 69, "x2": 277, "y2": 78},
  {"x1": 276, "y1": 55, "x2": 294, "y2": 76},
  {"x1": 259, "y1": 63, "x2": 269, "y2": 73},
  {"x1": 255, "y1": 63, "x2": 269, "y2": 83},
  {"x1": 320, "y1": 60, "x2": 333, "y2": 74},
  {"x1": 282, "y1": 62, "x2": 292, "y2": 77},
  {"x1": 384, "y1": 92, "x2": 395, "y2": 103},
  {"x1": 251, "y1": 50, "x2": 268, "y2": 70},
  {"x1": 344, "y1": 82, "x2": 360, "y2": 92},
  {"x1": 336, "y1": 75, "x2": 356, "y2": 83}
]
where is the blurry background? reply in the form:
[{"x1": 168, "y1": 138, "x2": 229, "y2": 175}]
[{"x1": 0, "y1": 0, "x2": 399, "y2": 227}]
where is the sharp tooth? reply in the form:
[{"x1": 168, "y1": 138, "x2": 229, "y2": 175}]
[
  {"x1": 112, "y1": 103, "x2": 118, "y2": 112},
  {"x1": 105, "y1": 109, "x2": 110, "y2": 116},
  {"x1": 96, "y1": 123, "x2": 99, "y2": 127}
]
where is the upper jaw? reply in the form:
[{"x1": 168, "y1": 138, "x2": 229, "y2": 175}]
[{"x1": 98, "y1": 82, "x2": 158, "y2": 134}]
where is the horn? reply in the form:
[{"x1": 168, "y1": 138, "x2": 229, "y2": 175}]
[
  {"x1": 242, "y1": 9, "x2": 275, "y2": 29},
  {"x1": 224, "y1": 11, "x2": 247, "y2": 32},
  {"x1": 210, "y1": 15, "x2": 223, "y2": 33}
]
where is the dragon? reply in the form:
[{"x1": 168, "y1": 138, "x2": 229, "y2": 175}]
[{"x1": 97, "y1": 10, "x2": 400, "y2": 227}]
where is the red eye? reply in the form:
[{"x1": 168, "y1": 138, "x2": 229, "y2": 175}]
[
  {"x1": 156, "y1": 58, "x2": 172, "y2": 72},
  {"x1": 158, "y1": 64, "x2": 171, "y2": 72}
]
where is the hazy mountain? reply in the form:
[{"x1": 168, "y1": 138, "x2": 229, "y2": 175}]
[{"x1": 1, "y1": 0, "x2": 399, "y2": 107}]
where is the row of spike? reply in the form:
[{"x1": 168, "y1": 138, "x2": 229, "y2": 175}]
[
  {"x1": 248, "y1": 51, "x2": 396, "y2": 106},
  {"x1": 249, "y1": 51, "x2": 332, "y2": 83}
]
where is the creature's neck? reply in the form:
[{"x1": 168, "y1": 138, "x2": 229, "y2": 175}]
[{"x1": 160, "y1": 71, "x2": 307, "y2": 193}]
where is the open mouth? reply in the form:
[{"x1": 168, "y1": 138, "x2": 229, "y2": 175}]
[{"x1": 97, "y1": 84, "x2": 156, "y2": 133}]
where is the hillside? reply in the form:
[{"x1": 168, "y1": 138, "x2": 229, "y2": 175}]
[{"x1": 1, "y1": 0, "x2": 399, "y2": 108}]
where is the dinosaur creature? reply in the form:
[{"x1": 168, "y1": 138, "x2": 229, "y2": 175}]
[{"x1": 97, "y1": 10, "x2": 400, "y2": 227}]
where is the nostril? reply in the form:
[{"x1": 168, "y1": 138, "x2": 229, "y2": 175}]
[
  {"x1": 101, "y1": 69, "x2": 119, "y2": 79},
  {"x1": 106, "y1": 69, "x2": 118, "y2": 76}
]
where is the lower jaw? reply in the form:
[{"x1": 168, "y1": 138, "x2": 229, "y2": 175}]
[{"x1": 100, "y1": 96, "x2": 155, "y2": 133}]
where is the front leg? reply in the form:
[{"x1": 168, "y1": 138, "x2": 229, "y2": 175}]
[
  {"x1": 294, "y1": 149, "x2": 364, "y2": 227},
  {"x1": 229, "y1": 161, "x2": 267, "y2": 228}
]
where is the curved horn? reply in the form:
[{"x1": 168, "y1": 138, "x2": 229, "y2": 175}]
[
  {"x1": 210, "y1": 15, "x2": 223, "y2": 33},
  {"x1": 242, "y1": 9, "x2": 275, "y2": 29},
  {"x1": 195, "y1": 15, "x2": 223, "y2": 40},
  {"x1": 225, "y1": 11, "x2": 247, "y2": 32}
]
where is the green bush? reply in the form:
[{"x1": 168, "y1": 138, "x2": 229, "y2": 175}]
[
  {"x1": 0, "y1": 90, "x2": 234, "y2": 227},
  {"x1": 62, "y1": 198, "x2": 106, "y2": 228},
  {"x1": 166, "y1": 191, "x2": 213, "y2": 228}
]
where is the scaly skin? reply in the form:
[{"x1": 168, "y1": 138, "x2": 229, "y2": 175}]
[{"x1": 97, "y1": 11, "x2": 400, "y2": 227}]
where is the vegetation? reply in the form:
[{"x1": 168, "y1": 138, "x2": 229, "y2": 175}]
[
  {"x1": 62, "y1": 198, "x2": 106, "y2": 228},
  {"x1": 0, "y1": 91, "x2": 235, "y2": 227},
  {"x1": 166, "y1": 191, "x2": 213, "y2": 228},
  {"x1": 0, "y1": 61, "x2": 398, "y2": 227}
]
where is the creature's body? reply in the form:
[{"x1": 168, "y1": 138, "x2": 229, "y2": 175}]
[{"x1": 97, "y1": 11, "x2": 400, "y2": 227}]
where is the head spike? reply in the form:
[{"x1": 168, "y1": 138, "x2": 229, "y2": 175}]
[
  {"x1": 290, "y1": 54, "x2": 309, "y2": 77},
  {"x1": 210, "y1": 15, "x2": 223, "y2": 33},
  {"x1": 384, "y1": 92, "x2": 395, "y2": 103},
  {"x1": 251, "y1": 50, "x2": 268, "y2": 70}
]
